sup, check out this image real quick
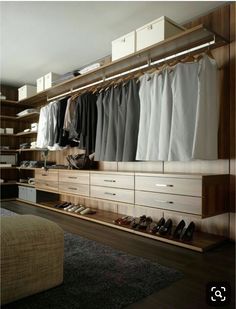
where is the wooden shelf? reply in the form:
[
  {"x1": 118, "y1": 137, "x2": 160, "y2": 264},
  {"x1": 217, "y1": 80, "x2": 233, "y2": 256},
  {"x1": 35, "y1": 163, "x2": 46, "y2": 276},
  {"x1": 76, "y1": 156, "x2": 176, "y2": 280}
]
[
  {"x1": 16, "y1": 131, "x2": 37, "y2": 136},
  {"x1": 16, "y1": 199, "x2": 226, "y2": 252},
  {"x1": 0, "y1": 182, "x2": 17, "y2": 186},
  {"x1": 16, "y1": 167, "x2": 36, "y2": 170},
  {"x1": 0, "y1": 149, "x2": 18, "y2": 153},
  {"x1": 16, "y1": 182, "x2": 35, "y2": 188},
  {"x1": 0, "y1": 99, "x2": 30, "y2": 107},
  {"x1": 0, "y1": 133, "x2": 16, "y2": 136},
  {"x1": 17, "y1": 148, "x2": 46, "y2": 152},
  {"x1": 0, "y1": 115, "x2": 18, "y2": 120},
  {"x1": 16, "y1": 24, "x2": 228, "y2": 106},
  {"x1": 0, "y1": 166, "x2": 17, "y2": 169}
]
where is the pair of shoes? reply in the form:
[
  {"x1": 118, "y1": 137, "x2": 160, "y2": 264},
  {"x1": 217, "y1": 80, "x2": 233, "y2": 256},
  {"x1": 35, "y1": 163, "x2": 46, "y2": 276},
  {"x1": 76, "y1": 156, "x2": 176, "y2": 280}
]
[
  {"x1": 159, "y1": 219, "x2": 172, "y2": 236},
  {"x1": 114, "y1": 216, "x2": 134, "y2": 225},
  {"x1": 131, "y1": 215, "x2": 153, "y2": 230},
  {"x1": 150, "y1": 217, "x2": 165, "y2": 234},
  {"x1": 80, "y1": 208, "x2": 96, "y2": 215},
  {"x1": 55, "y1": 202, "x2": 71, "y2": 209},
  {"x1": 172, "y1": 220, "x2": 195, "y2": 241}
]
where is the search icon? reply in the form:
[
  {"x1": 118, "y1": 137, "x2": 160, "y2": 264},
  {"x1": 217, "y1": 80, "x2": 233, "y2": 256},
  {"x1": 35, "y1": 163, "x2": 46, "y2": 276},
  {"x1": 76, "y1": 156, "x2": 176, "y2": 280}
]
[{"x1": 215, "y1": 290, "x2": 222, "y2": 298}]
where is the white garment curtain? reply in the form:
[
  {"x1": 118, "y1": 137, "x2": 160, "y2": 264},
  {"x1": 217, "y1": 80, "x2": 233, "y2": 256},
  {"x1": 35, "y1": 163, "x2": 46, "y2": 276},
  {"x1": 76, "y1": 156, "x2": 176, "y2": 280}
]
[{"x1": 135, "y1": 55, "x2": 219, "y2": 161}]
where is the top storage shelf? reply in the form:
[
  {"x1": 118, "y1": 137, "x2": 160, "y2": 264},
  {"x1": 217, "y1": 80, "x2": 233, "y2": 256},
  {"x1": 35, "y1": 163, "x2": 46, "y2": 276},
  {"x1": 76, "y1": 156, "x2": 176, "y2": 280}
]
[{"x1": 16, "y1": 24, "x2": 228, "y2": 106}]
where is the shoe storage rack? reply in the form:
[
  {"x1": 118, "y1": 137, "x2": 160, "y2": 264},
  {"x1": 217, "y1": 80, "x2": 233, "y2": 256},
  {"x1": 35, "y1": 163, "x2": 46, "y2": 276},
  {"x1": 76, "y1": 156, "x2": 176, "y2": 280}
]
[{"x1": 0, "y1": 24, "x2": 230, "y2": 252}]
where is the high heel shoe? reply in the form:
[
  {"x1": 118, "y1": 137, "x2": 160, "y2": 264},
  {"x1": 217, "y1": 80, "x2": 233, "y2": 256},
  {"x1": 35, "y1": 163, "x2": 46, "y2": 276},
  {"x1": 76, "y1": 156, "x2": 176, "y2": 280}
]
[
  {"x1": 159, "y1": 219, "x2": 172, "y2": 236},
  {"x1": 131, "y1": 215, "x2": 146, "y2": 229},
  {"x1": 139, "y1": 216, "x2": 152, "y2": 230},
  {"x1": 173, "y1": 220, "x2": 186, "y2": 239},
  {"x1": 181, "y1": 221, "x2": 195, "y2": 241},
  {"x1": 151, "y1": 217, "x2": 165, "y2": 234}
]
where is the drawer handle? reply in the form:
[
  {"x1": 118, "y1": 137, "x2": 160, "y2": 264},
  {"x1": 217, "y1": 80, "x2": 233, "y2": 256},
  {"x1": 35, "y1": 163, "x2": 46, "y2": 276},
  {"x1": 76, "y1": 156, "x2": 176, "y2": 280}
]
[
  {"x1": 155, "y1": 184, "x2": 173, "y2": 187},
  {"x1": 104, "y1": 192, "x2": 116, "y2": 196},
  {"x1": 68, "y1": 187, "x2": 77, "y2": 190},
  {"x1": 68, "y1": 176, "x2": 77, "y2": 179},
  {"x1": 155, "y1": 200, "x2": 173, "y2": 204},
  {"x1": 104, "y1": 179, "x2": 116, "y2": 183}
]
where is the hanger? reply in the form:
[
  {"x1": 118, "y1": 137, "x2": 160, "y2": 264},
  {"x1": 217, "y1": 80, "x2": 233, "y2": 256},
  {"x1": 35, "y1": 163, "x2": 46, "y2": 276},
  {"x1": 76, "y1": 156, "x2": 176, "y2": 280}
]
[
  {"x1": 206, "y1": 48, "x2": 215, "y2": 60},
  {"x1": 181, "y1": 53, "x2": 195, "y2": 63}
]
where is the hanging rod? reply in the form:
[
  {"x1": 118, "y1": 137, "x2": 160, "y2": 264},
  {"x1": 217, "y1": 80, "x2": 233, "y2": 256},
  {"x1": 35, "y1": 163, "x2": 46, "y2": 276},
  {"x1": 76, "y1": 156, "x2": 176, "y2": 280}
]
[{"x1": 47, "y1": 39, "x2": 215, "y2": 102}]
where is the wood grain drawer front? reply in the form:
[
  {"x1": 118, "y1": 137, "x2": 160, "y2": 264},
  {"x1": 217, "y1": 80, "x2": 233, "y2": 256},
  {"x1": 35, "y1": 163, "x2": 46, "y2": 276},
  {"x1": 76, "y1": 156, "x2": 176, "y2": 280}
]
[
  {"x1": 35, "y1": 169, "x2": 58, "y2": 182},
  {"x1": 59, "y1": 182, "x2": 89, "y2": 196},
  {"x1": 90, "y1": 186, "x2": 134, "y2": 204},
  {"x1": 135, "y1": 191, "x2": 201, "y2": 215},
  {"x1": 91, "y1": 173, "x2": 134, "y2": 189},
  {"x1": 59, "y1": 171, "x2": 89, "y2": 184},
  {"x1": 135, "y1": 176, "x2": 202, "y2": 196},
  {"x1": 35, "y1": 180, "x2": 58, "y2": 192}
]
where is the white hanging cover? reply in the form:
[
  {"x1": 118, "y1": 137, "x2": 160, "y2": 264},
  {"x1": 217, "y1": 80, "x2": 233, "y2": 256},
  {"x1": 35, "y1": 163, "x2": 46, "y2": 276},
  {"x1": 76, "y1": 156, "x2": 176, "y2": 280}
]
[{"x1": 192, "y1": 54, "x2": 219, "y2": 159}]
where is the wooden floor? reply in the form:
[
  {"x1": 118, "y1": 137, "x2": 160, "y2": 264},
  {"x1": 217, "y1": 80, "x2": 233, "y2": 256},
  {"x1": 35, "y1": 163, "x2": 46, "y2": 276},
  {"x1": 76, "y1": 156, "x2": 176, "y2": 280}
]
[{"x1": 1, "y1": 200, "x2": 235, "y2": 309}]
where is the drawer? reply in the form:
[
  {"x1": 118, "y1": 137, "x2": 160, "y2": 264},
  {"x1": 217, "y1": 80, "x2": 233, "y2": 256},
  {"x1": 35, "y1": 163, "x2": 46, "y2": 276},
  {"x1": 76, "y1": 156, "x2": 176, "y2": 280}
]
[
  {"x1": 91, "y1": 173, "x2": 134, "y2": 189},
  {"x1": 35, "y1": 180, "x2": 58, "y2": 192},
  {"x1": 136, "y1": 16, "x2": 184, "y2": 51},
  {"x1": 59, "y1": 170, "x2": 89, "y2": 184},
  {"x1": 35, "y1": 169, "x2": 58, "y2": 182},
  {"x1": 112, "y1": 31, "x2": 136, "y2": 61},
  {"x1": 90, "y1": 186, "x2": 134, "y2": 204},
  {"x1": 59, "y1": 182, "x2": 89, "y2": 196},
  {"x1": 135, "y1": 176, "x2": 202, "y2": 196},
  {"x1": 135, "y1": 191, "x2": 201, "y2": 215}
]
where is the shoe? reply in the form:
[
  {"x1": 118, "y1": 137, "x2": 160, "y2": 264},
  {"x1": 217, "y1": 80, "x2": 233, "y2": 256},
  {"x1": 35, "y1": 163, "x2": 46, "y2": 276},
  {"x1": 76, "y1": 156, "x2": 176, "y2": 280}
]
[
  {"x1": 114, "y1": 216, "x2": 129, "y2": 224},
  {"x1": 68, "y1": 205, "x2": 80, "y2": 212},
  {"x1": 80, "y1": 208, "x2": 96, "y2": 215},
  {"x1": 159, "y1": 219, "x2": 172, "y2": 236},
  {"x1": 181, "y1": 222, "x2": 195, "y2": 241},
  {"x1": 131, "y1": 215, "x2": 146, "y2": 229},
  {"x1": 139, "y1": 216, "x2": 153, "y2": 230},
  {"x1": 151, "y1": 217, "x2": 165, "y2": 234},
  {"x1": 173, "y1": 220, "x2": 186, "y2": 239},
  {"x1": 64, "y1": 204, "x2": 75, "y2": 211},
  {"x1": 74, "y1": 206, "x2": 86, "y2": 213},
  {"x1": 55, "y1": 202, "x2": 69, "y2": 208}
]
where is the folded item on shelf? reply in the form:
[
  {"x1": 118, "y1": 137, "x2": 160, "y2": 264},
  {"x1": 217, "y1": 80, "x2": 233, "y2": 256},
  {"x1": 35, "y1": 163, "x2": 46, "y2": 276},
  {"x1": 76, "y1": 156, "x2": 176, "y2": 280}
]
[
  {"x1": 23, "y1": 128, "x2": 31, "y2": 132},
  {"x1": 16, "y1": 108, "x2": 39, "y2": 117},
  {"x1": 20, "y1": 143, "x2": 31, "y2": 149},
  {"x1": 19, "y1": 178, "x2": 28, "y2": 183},
  {"x1": 0, "y1": 146, "x2": 10, "y2": 150},
  {"x1": 0, "y1": 178, "x2": 4, "y2": 183},
  {"x1": 79, "y1": 63, "x2": 101, "y2": 74}
]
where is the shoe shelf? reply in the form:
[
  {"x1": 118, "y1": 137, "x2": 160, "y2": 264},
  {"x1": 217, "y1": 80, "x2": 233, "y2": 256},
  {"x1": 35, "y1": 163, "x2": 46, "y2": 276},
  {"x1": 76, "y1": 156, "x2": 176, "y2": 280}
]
[{"x1": 17, "y1": 199, "x2": 226, "y2": 252}]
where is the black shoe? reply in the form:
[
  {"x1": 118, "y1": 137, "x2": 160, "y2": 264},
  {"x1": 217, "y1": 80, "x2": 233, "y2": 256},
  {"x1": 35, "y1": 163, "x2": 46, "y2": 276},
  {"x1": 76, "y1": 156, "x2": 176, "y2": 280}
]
[
  {"x1": 58, "y1": 202, "x2": 71, "y2": 209},
  {"x1": 151, "y1": 217, "x2": 165, "y2": 234},
  {"x1": 55, "y1": 202, "x2": 68, "y2": 208},
  {"x1": 173, "y1": 220, "x2": 186, "y2": 239},
  {"x1": 159, "y1": 219, "x2": 172, "y2": 236},
  {"x1": 131, "y1": 215, "x2": 146, "y2": 229},
  {"x1": 181, "y1": 222, "x2": 195, "y2": 241},
  {"x1": 139, "y1": 216, "x2": 152, "y2": 230}
]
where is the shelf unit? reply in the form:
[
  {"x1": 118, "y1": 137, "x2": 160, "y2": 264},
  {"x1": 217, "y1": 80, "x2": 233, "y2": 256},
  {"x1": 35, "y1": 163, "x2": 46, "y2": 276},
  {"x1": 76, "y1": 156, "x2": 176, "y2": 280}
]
[{"x1": 0, "y1": 24, "x2": 230, "y2": 251}]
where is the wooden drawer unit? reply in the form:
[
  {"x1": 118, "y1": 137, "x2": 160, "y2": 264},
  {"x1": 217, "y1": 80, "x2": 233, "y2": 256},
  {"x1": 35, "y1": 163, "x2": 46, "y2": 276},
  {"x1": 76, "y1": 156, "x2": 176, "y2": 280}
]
[
  {"x1": 90, "y1": 186, "x2": 134, "y2": 204},
  {"x1": 135, "y1": 175, "x2": 202, "y2": 196},
  {"x1": 91, "y1": 172, "x2": 134, "y2": 190},
  {"x1": 135, "y1": 191, "x2": 201, "y2": 215},
  {"x1": 35, "y1": 169, "x2": 58, "y2": 182},
  {"x1": 35, "y1": 180, "x2": 58, "y2": 192},
  {"x1": 59, "y1": 182, "x2": 89, "y2": 196},
  {"x1": 59, "y1": 170, "x2": 89, "y2": 184}
]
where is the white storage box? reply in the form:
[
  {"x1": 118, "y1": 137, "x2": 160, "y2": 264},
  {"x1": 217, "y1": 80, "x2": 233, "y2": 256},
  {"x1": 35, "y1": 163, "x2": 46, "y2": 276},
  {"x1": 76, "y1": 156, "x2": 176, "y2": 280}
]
[
  {"x1": 136, "y1": 16, "x2": 185, "y2": 51},
  {"x1": 44, "y1": 72, "x2": 60, "y2": 89},
  {"x1": 37, "y1": 76, "x2": 44, "y2": 93},
  {"x1": 5, "y1": 128, "x2": 14, "y2": 134},
  {"x1": 0, "y1": 128, "x2": 5, "y2": 134},
  {"x1": 18, "y1": 85, "x2": 37, "y2": 101},
  {"x1": 112, "y1": 31, "x2": 136, "y2": 61}
]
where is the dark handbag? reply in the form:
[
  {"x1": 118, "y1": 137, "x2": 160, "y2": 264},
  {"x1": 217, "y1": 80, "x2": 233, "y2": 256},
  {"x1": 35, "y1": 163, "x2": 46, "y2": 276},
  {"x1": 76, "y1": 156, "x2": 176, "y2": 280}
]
[{"x1": 66, "y1": 154, "x2": 92, "y2": 170}]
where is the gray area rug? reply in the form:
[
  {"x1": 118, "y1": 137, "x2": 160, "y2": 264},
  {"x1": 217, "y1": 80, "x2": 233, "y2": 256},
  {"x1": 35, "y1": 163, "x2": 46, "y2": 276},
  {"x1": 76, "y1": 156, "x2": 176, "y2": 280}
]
[{"x1": 1, "y1": 207, "x2": 183, "y2": 309}]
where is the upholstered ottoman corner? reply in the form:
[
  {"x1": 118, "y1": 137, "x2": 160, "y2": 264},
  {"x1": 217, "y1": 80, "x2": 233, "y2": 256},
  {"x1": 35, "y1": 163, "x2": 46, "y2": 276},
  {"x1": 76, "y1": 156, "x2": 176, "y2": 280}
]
[{"x1": 0, "y1": 215, "x2": 64, "y2": 305}]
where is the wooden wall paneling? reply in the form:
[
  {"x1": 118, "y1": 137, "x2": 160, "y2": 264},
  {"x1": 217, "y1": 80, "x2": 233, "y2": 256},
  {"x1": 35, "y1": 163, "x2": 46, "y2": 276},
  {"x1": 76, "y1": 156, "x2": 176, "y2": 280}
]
[
  {"x1": 117, "y1": 202, "x2": 135, "y2": 217},
  {"x1": 230, "y1": 2, "x2": 235, "y2": 212},
  {"x1": 230, "y1": 213, "x2": 235, "y2": 240},
  {"x1": 0, "y1": 168, "x2": 18, "y2": 181},
  {"x1": 0, "y1": 85, "x2": 18, "y2": 101},
  {"x1": 117, "y1": 161, "x2": 163, "y2": 172},
  {"x1": 163, "y1": 160, "x2": 229, "y2": 174},
  {"x1": 133, "y1": 205, "x2": 163, "y2": 222},
  {"x1": 98, "y1": 161, "x2": 118, "y2": 171}
]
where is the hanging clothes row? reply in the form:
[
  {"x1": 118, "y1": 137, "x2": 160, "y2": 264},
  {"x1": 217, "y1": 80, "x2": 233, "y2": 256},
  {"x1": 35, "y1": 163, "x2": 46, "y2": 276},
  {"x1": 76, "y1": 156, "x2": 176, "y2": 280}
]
[
  {"x1": 95, "y1": 79, "x2": 140, "y2": 161},
  {"x1": 136, "y1": 53, "x2": 219, "y2": 161},
  {"x1": 36, "y1": 93, "x2": 97, "y2": 154}
]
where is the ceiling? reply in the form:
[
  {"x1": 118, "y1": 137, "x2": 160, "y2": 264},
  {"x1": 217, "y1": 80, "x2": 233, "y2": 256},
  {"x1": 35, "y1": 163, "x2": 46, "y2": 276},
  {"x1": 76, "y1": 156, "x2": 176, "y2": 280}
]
[{"x1": 0, "y1": 1, "x2": 226, "y2": 87}]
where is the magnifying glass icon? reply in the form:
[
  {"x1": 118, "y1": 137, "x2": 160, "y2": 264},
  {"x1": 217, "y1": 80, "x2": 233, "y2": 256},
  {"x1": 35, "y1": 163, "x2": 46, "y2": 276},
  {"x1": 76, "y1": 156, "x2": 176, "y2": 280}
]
[{"x1": 215, "y1": 290, "x2": 222, "y2": 298}]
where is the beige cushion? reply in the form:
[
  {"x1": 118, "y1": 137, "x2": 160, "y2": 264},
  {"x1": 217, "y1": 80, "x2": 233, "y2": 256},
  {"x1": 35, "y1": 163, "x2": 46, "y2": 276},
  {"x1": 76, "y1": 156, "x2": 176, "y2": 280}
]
[{"x1": 0, "y1": 215, "x2": 64, "y2": 305}]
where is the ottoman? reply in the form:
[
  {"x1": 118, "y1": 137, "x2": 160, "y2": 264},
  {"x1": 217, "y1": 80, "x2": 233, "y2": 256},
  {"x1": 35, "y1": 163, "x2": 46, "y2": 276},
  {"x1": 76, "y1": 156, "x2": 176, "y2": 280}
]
[{"x1": 0, "y1": 215, "x2": 64, "y2": 305}]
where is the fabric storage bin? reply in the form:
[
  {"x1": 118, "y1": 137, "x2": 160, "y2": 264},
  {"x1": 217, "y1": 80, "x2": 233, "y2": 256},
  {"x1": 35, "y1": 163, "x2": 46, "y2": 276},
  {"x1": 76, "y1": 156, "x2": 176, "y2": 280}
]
[
  {"x1": 112, "y1": 31, "x2": 136, "y2": 61},
  {"x1": 18, "y1": 85, "x2": 36, "y2": 101},
  {"x1": 136, "y1": 16, "x2": 184, "y2": 51},
  {"x1": 5, "y1": 128, "x2": 14, "y2": 134},
  {"x1": 18, "y1": 186, "x2": 27, "y2": 200},
  {"x1": 44, "y1": 72, "x2": 60, "y2": 89},
  {"x1": 36, "y1": 77, "x2": 44, "y2": 93}
]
